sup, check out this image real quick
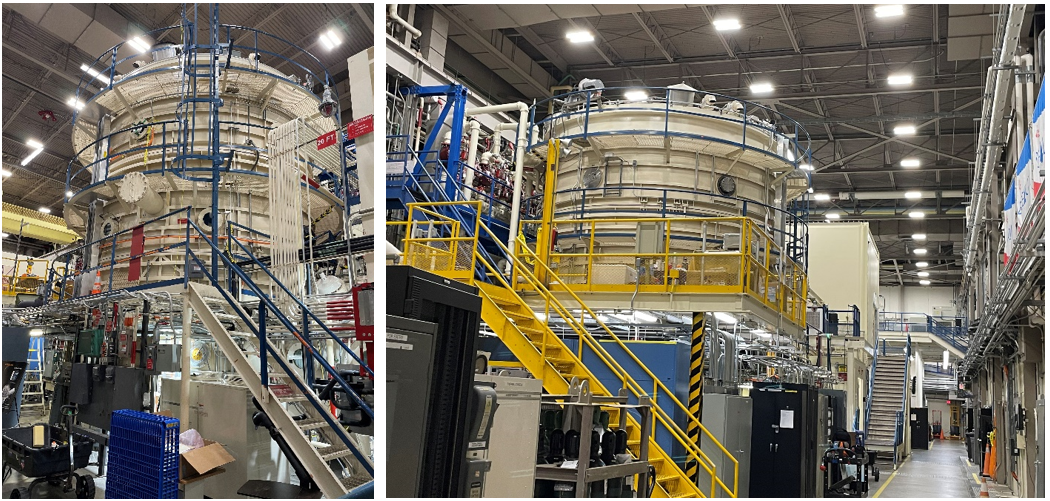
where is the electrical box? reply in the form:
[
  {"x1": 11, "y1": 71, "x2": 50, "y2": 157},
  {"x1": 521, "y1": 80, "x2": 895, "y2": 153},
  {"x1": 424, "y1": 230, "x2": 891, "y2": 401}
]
[
  {"x1": 155, "y1": 344, "x2": 181, "y2": 372},
  {"x1": 474, "y1": 374, "x2": 541, "y2": 498}
]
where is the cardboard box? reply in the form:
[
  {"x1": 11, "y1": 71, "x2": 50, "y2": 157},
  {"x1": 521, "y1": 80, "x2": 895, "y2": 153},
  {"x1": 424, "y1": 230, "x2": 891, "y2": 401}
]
[
  {"x1": 180, "y1": 439, "x2": 235, "y2": 484},
  {"x1": 154, "y1": 411, "x2": 236, "y2": 484}
]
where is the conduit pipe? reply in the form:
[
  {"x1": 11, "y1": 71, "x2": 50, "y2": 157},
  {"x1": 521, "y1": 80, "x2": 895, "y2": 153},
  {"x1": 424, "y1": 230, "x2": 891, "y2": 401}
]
[
  {"x1": 964, "y1": 5, "x2": 1026, "y2": 281},
  {"x1": 388, "y1": 4, "x2": 421, "y2": 39},
  {"x1": 466, "y1": 102, "x2": 528, "y2": 254},
  {"x1": 463, "y1": 120, "x2": 481, "y2": 200}
]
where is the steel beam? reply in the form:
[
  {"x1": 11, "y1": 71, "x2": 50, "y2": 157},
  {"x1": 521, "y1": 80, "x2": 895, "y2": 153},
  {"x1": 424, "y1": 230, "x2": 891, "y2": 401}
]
[
  {"x1": 699, "y1": 6, "x2": 737, "y2": 58},
  {"x1": 632, "y1": 12, "x2": 681, "y2": 63}
]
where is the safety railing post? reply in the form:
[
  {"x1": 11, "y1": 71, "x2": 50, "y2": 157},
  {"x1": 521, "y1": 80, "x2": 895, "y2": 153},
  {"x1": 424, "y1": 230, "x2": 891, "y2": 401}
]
[{"x1": 303, "y1": 305, "x2": 313, "y2": 386}]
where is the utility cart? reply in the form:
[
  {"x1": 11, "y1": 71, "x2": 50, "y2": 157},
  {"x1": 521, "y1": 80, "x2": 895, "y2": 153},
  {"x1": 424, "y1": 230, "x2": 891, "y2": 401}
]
[{"x1": 2, "y1": 406, "x2": 95, "y2": 499}]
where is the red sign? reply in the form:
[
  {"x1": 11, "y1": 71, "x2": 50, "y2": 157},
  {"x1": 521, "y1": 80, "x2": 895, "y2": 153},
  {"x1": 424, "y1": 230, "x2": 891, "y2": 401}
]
[
  {"x1": 316, "y1": 130, "x2": 338, "y2": 151},
  {"x1": 177, "y1": 218, "x2": 188, "y2": 224},
  {"x1": 347, "y1": 115, "x2": 374, "y2": 140}
]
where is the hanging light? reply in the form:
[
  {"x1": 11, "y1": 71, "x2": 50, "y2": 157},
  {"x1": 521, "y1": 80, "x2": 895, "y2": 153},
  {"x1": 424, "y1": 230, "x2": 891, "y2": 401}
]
[{"x1": 318, "y1": 85, "x2": 337, "y2": 118}]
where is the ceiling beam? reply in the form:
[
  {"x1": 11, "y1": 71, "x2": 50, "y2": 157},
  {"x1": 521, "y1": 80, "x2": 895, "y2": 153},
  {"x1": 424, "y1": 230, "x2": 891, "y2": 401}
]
[
  {"x1": 631, "y1": 12, "x2": 680, "y2": 64},
  {"x1": 565, "y1": 18, "x2": 618, "y2": 68},
  {"x1": 776, "y1": 5, "x2": 804, "y2": 54},
  {"x1": 440, "y1": 8, "x2": 554, "y2": 97},
  {"x1": 753, "y1": 83, "x2": 983, "y2": 103},
  {"x1": 853, "y1": 5, "x2": 869, "y2": 49},
  {"x1": 1, "y1": 40, "x2": 83, "y2": 87},
  {"x1": 699, "y1": 6, "x2": 737, "y2": 59},
  {"x1": 795, "y1": 110, "x2": 982, "y2": 126},
  {"x1": 350, "y1": 3, "x2": 374, "y2": 33},
  {"x1": 515, "y1": 26, "x2": 568, "y2": 73},
  {"x1": 813, "y1": 164, "x2": 971, "y2": 175}
]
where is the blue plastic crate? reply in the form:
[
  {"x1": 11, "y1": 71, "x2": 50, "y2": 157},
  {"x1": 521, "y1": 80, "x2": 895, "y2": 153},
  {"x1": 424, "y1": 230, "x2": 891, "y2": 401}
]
[{"x1": 105, "y1": 410, "x2": 179, "y2": 499}]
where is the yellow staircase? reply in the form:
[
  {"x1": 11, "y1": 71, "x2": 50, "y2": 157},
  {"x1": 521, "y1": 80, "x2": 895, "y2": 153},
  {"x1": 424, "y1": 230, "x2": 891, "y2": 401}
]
[{"x1": 397, "y1": 202, "x2": 739, "y2": 498}]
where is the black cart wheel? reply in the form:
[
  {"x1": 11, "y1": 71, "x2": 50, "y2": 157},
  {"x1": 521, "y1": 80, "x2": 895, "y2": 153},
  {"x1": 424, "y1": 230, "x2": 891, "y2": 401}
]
[
  {"x1": 11, "y1": 487, "x2": 30, "y2": 499},
  {"x1": 76, "y1": 474, "x2": 96, "y2": 499},
  {"x1": 872, "y1": 466, "x2": 880, "y2": 482}
]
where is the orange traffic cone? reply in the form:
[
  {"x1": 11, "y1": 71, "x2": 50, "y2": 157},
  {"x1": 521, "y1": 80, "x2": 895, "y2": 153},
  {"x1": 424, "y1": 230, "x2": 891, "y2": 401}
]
[
  {"x1": 91, "y1": 270, "x2": 102, "y2": 295},
  {"x1": 982, "y1": 442, "x2": 992, "y2": 477},
  {"x1": 979, "y1": 476, "x2": 989, "y2": 497}
]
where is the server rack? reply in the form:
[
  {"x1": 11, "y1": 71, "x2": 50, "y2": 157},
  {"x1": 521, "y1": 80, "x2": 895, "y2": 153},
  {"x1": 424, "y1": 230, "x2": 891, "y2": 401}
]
[
  {"x1": 748, "y1": 383, "x2": 819, "y2": 498},
  {"x1": 386, "y1": 266, "x2": 483, "y2": 497}
]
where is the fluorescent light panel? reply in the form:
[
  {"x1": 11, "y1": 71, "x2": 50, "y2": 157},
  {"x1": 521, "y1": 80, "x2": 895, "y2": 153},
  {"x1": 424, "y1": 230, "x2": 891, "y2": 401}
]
[
  {"x1": 319, "y1": 29, "x2": 342, "y2": 50},
  {"x1": 909, "y1": 210, "x2": 925, "y2": 218},
  {"x1": 21, "y1": 139, "x2": 43, "y2": 166},
  {"x1": 814, "y1": 193, "x2": 831, "y2": 201},
  {"x1": 912, "y1": 233, "x2": 926, "y2": 240},
  {"x1": 566, "y1": 31, "x2": 595, "y2": 43},
  {"x1": 920, "y1": 279, "x2": 932, "y2": 285},
  {"x1": 875, "y1": 5, "x2": 905, "y2": 18},
  {"x1": 80, "y1": 64, "x2": 111, "y2": 85},
  {"x1": 66, "y1": 190, "x2": 75, "y2": 198},
  {"x1": 713, "y1": 18, "x2": 741, "y2": 31},
  {"x1": 894, "y1": 125, "x2": 917, "y2": 135},
  {"x1": 128, "y1": 36, "x2": 150, "y2": 53},
  {"x1": 913, "y1": 248, "x2": 928, "y2": 255},
  {"x1": 1, "y1": 169, "x2": 12, "y2": 177},
  {"x1": 887, "y1": 73, "x2": 913, "y2": 86},
  {"x1": 750, "y1": 82, "x2": 774, "y2": 94},
  {"x1": 714, "y1": 312, "x2": 737, "y2": 324},
  {"x1": 799, "y1": 163, "x2": 814, "y2": 171},
  {"x1": 904, "y1": 191, "x2": 923, "y2": 199},
  {"x1": 900, "y1": 158, "x2": 922, "y2": 168},
  {"x1": 67, "y1": 97, "x2": 85, "y2": 111},
  {"x1": 39, "y1": 207, "x2": 51, "y2": 214},
  {"x1": 624, "y1": 90, "x2": 648, "y2": 102},
  {"x1": 916, "y1": 261, "x2": 929, "y2": 268},
  {"x1": 825, "y1": 212, "x2": 840, "y2": 220},
  {"x1": 917, "y1": 271, "x2": 930, "y2": 277}
]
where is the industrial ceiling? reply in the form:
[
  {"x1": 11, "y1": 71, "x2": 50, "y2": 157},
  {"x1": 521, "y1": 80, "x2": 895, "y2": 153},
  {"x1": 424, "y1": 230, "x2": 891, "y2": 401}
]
[
  {"x1": 427, "y1": 3, "x2": 1045, "y2": 287},
  {"x1": 1, "y1": 3, "x2": 373, "y2": 256}
]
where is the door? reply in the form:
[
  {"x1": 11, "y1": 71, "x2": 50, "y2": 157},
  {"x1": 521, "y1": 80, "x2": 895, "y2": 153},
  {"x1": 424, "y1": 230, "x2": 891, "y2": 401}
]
[
  {"x1": 772, "y1": 391, "x2": 805, "y2": 496},
  {"x1": 748, "y1": 390, "x2": 779, "y2": 498}
]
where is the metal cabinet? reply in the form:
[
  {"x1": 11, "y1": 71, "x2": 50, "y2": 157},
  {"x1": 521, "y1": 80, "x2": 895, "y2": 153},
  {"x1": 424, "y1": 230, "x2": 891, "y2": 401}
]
[
  {"x1": 749, "y1": 384, "x2": 818, "y2": 498},
  {"x1": 474, "y1": 374, "x2": 542, "y2": 498},
  {"x1": 700, "y1": 394, "x2": 752, "y2": 498}
]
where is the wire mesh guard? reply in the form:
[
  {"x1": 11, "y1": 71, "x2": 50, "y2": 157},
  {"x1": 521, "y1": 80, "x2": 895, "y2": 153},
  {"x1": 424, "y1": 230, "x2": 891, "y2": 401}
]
[{"x1": 105, "y1": 410, "x2": 180, "y2": 499}]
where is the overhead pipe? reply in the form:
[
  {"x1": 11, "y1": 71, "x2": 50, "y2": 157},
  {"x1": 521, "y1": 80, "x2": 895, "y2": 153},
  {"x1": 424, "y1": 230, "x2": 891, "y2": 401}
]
[
  {"x1": 466, "y1": 102, "x2": 529, "y2": 254},
  {"x1": 388, "y1": 4, "x2": 422, "y2": 39},
  {"x1": 963, "y1": 5, "x2": 1026, "y2": 283},
  {"x1": 463, "y1": 120, "x2": 481, "y2": 200},
  {"x1": 840, "y1": 190, "x2": 967, "y2": 200}
]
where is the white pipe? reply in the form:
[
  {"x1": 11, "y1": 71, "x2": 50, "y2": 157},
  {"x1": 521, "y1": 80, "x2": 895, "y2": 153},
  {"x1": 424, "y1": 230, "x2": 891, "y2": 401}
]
[
  {"x1": 964, "y1": 6, "x2": 1025, "y2": 280},
  {"x1": 1014, "y1": 55, "x2": 1027, "y2": 156},
  {"x1": 463, "y1": 120, "x2": 481, "y2": 200},
  {"x1": 466, "y1": 102, "x2": 529, "y2": 253},
  {"x1": 388, "y1": 4, "x2": 421, "y2": 39},
  {"x1": 841, "y1": 190, "x2": 967, "y2": 200},
  {"x1": 180, "y1": 300, "x2": 192, "y2": 426},
  {"x1": 385, "y1": 240, "x2": 403, "y2": 262},
  {"x1": 1021, "y1": 54, "x2": 1035, "y2": 131}
]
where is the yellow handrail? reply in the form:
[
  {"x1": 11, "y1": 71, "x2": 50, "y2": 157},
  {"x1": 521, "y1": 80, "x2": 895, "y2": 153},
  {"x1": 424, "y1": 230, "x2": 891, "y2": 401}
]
[
  {"x1": 472, "y1": 211, "x2": 736, "y2": 497},
  {"x1": 517, "y1": 234, "x2": 740, "y2": 497}
]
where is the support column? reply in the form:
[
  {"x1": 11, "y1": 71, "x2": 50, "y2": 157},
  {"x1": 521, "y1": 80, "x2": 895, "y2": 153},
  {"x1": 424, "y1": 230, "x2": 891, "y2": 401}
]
[
  {"x1": 346, "y1": 47, "x2": 375, "y2": 284},
  {"x1": 180, "y1": 299, "x2": 193, "y2": 426},
  {"x1": 686, "y1": 312, "x2": 707, "y2": 480}
]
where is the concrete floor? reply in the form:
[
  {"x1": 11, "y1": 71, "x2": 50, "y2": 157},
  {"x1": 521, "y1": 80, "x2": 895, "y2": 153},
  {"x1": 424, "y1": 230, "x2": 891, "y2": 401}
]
[{"x1": 873, "y1": 439, "x2": 1013, "y2": 498}]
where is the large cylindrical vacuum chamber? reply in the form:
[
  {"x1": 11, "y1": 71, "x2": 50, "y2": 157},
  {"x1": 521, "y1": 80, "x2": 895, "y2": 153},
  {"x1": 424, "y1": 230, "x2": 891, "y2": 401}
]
[
  {"x1": 64, "y1": 50, "x2": 345, "y2": 292},
  {"x1": 526, "y1": 85, "x2": 812, "y2": 259}
]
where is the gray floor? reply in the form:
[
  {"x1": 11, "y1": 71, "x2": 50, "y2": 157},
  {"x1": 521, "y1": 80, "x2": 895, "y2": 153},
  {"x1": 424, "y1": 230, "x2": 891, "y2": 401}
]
[{"x1": 874, "y1": 439, "x2": 979, "y2": 498}]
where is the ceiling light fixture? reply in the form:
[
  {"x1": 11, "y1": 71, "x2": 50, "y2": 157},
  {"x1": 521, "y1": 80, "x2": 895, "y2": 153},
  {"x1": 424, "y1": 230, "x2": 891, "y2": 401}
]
[
  {"x1": 319, "y1": 29, "x2": 342, "y2": 51},
  {"x1": 566, "y1": 31, "x2": 595, "y2": 43},
  {"x1": 917, "y1": 271, "x2": 930, "y2": 277},
  {"x1": 916, "y1": 261, "x2": 929, "y2": 268},
  {"x1": 904, "y1": 191, "x2": 923, "y2": 199},
  {"x1": 1, "y1": 169, "x2": 12, "y2": 177},
  {"x1": 919, "y1": 279, "x2": 932, "y2": 286},
  {"x1": 80, "y1": 64, "x2": 111, "y2": 85},
  {"x1": 799, "y1": 163, "x2": 814, "y2": 171},
  {"x1": 913, "y1": 248, "x2": 928, "y2": 255},
  {"x1": 825, "y1": 212, "x2": 841, "y2": 220},
  {"x1": 909, "y1": 210, "x2": 925, "y2": 218},
  {"x1": 128, "y1": 36, "x2": 151, "y2": 53},
  {"x1": 750, "y1": 82, "x2": 774, "y2": 94},
  {"x1": 912, "y1": 233, "x2": 926, "y2": 240},
  {"x1": 893, "y1": 125, "x2": 917, "y2": 135},
  {"x1": 67, "y1": 97, "x2": 85, "y2": 111},
  {"x1": 624, "y1": 89, "x2": 648, "y2": 102},
  {"x1": 30, "y1": 329, "x2": 44, "y2": 336},
  {"x1": 874, "y1": 5, "x2": 905, "y2": 18},
  {"x1": 900, "y1": 158, "x2": 922, "y2": 168},
  {"x1": 814, "y1": 193, "x2": 831, "y2": 201},
  {"x1": 713, "y1": 18, "x2": 742, "y2": 31},
  {"x1": 39, "y1": 207, "x2": 52, "y2": 214},
  {"x1": 21, "y1": 139, "x2": 44, "y2": 166},
  {"x1": 714, "y1": 312, "x2": 737, "y2": 324},
  {"x1": 66, "y1": 190, "x2": 75, "y2": 198},
  {"x1": 887, "y1": 73, "x2": 913, "y2": 86}
]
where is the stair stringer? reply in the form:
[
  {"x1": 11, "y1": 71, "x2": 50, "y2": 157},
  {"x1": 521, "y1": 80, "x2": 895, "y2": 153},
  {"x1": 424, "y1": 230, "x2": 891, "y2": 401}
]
[
  {"x1": 187, "y1": 282, "x2": 372, "y2": 497},
  {"x1": 475, "y1": 281, "x2": 703, "y2": 499}
]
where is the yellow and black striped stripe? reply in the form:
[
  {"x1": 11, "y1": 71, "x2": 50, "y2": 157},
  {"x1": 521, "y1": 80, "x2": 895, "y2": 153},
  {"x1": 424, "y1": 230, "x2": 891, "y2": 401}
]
[{"x1": 685, "y1": 311, "x2": 706, "y2": 481}]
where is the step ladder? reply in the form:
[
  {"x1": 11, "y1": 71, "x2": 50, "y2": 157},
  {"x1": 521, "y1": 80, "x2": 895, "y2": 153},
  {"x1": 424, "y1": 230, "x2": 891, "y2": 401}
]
[
  {"x1": 186, "y1": 282, "x2": 372, "y2": 497},
  {"x1": 400, "y1": 202, "x2": 740, "y2": 498},
  {"x1": 21, "y1": 344, "x2": 45, "y2": 413}
]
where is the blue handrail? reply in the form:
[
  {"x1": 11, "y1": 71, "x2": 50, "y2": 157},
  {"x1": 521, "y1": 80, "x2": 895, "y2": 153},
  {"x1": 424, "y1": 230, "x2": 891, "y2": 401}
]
[{"x1": 864, "y1": 331, "x2": 879, "y2": 432}]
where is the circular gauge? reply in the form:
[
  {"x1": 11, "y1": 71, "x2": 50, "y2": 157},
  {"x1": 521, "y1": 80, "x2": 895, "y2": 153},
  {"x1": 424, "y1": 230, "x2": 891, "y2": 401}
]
[{"x1": 717, "y1": 175, "x2": 737, "y2": 196}]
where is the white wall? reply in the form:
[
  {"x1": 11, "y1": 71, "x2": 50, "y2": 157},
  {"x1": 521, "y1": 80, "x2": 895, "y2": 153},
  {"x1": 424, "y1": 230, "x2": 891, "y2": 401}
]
[
  {"x1": 910, "y1": 352, "x2": 925, "y2": 408},
  {"x1": 927, "y1": 398, "x2": 952, "y2": 428},
  {"x1": 881, "y1": 285, "x2": 958, "y2": 316}
]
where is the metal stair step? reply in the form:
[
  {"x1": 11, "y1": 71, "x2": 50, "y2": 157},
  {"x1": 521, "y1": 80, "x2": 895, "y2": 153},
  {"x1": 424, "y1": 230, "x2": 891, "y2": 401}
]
[
  {"x1": 318, "y1": 444, "x2": 355, "y2": 461},
  {"x1": 297, "y1": 418, "x2": 330, "y2": 431}
]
